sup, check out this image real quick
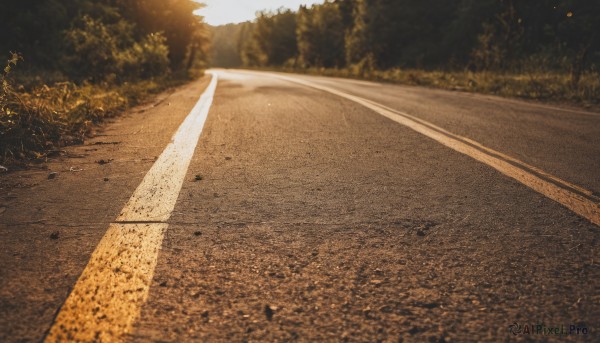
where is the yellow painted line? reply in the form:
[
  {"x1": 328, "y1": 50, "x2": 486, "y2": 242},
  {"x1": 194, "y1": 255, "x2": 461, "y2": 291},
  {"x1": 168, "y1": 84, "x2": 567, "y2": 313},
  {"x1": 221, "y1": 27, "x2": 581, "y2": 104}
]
[
  {"x1": 358, "y1": 97, "x2": 598, "y2": 198},
  {"x1": 263, "y1": 72, "x2": 600, "y2": 227},
  {"x1": 45, "y1": 223, "x2": 167, "y2": 342},
  {"x1": 45, "y1": 74, "x2": 218, "y2": 342}
]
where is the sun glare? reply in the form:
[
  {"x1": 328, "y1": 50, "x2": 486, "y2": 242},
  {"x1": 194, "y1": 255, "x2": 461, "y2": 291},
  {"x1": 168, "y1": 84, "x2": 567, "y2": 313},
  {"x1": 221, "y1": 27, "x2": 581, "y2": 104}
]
[{"x1": 196, "y1": 0, "x2": 324, "y2": 25}]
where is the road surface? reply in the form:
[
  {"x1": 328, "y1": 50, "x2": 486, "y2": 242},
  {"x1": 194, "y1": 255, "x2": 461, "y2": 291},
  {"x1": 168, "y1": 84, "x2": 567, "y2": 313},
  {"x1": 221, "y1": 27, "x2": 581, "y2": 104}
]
[{"x1": 1, "y1": 70, "x2": 599, "y2": 342}]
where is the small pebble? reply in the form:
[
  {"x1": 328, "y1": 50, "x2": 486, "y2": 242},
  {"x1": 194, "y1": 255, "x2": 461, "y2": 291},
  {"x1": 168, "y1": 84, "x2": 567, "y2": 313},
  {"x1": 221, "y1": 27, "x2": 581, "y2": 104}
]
[{"x1": 265, "y1": 305, "x2": 276, "y2": 321}]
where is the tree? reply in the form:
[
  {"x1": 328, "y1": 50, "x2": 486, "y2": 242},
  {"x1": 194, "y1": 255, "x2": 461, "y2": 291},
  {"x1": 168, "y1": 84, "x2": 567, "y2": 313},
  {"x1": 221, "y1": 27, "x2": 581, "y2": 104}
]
[
  {"x1": 113, "y1": 0, "x2": 209, "y2": 70},
  {"x1": 0, "y1": 0, "x2": 86, "y2": 69},
  {"x1": 213, "y1": 0, "x2": 599, "y2": 78},
  {"x1": 210, "y1": 23, "x2": 244, "y2": 68},
  {"x1": 238, "y1": 22, "x2": 265, "y2": 67},
  {"x1": 297, "y1": 2, "x2": 345, "y2": 68},
  {"x1": 252, "y1": 9, "x2": 298, "y2": 66},
  {"x1": 554, "y1": 1, "x2": 600, "y2": 87}
]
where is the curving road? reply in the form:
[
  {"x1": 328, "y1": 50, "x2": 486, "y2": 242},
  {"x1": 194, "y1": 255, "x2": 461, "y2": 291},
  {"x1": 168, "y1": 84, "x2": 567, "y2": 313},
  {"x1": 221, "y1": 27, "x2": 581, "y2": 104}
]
[{"x1": 1, "y1": 70, "x2": 599, "y2": 342}]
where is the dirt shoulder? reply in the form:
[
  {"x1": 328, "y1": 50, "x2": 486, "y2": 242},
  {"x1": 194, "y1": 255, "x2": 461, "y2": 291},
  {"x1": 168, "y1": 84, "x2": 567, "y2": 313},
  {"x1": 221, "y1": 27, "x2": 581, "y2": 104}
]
[{"x1": 0, "y1": 76, "x2": 211, "y2": 342}]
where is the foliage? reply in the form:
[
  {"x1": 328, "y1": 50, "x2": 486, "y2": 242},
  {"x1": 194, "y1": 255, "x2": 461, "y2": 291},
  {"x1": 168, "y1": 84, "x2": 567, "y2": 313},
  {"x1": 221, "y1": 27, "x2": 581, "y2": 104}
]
[
  {"x1": 122, "y1": 33, "x2": 171, "y2": 79},
  {"x1": 0, "y1": 0, "x2": 209, "y2": 163},
  {"x1": 1, "y1": 53, "x2": 21, "y2": 102},
  {"x1": 115, "y1": 0, "x2": 209, "y2": 70},
  {"x1": 63, "y1": 8, "x2": 171, "y2": 81},
  {"x1": 238, "y1": 22, "x2": 265, "y2": 67},
  {"x1": 297, "y1": 2, "x2": 345, "y2": 68},
  {"x1": 209, "y1": 24, "x2": 244, "y2": 68},
  {"x1": 252, "y1": 9, "x2": 299, "y2": 66},
  {"x1": 1, "y1": 53, "x2": 67, "y2": 161},
  {"x1": 64, "y1": 14, "x2": 127, "y2": 81},
  {"x1": 0, "y1": 0, "x2": 209, "y2": 79},
  {"x1": 0, "y1": 53, "x2": 178, "y2": 162},
  {"x1": 211, "y1": 0, "x2": 600, "y2": 92}
]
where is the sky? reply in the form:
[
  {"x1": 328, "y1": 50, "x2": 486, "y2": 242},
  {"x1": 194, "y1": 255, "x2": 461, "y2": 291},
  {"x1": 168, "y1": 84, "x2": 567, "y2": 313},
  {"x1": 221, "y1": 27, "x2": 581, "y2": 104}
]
[{"x1": 195, "y1": 0, "x2": 325, "y2": 26}]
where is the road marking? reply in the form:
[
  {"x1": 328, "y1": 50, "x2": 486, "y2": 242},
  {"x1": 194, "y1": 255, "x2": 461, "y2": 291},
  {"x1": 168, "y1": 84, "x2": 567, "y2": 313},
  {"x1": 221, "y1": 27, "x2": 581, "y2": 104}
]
[
  {"x1": 262, "y1": 72, "x2": 600, "y2": 227},
  {"x1": 279, "y1": 72, "x2": 600, "y2": 117},
  {"x1": 117, "y1": 74, "x2": 218, "y2": 222},
  {"x1": 45, "y1": 73, "x2": 218, "y2": 342}
]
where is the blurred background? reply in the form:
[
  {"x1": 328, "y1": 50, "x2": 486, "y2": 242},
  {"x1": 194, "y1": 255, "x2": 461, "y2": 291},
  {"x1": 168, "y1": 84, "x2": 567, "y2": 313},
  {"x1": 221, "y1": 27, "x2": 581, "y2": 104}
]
[
  {"x1": 1, "y1": 0, "x2": 599, "y2": 165},
  {"x1": 210, "y1": 1, "x2": 600, "y2": 92}
]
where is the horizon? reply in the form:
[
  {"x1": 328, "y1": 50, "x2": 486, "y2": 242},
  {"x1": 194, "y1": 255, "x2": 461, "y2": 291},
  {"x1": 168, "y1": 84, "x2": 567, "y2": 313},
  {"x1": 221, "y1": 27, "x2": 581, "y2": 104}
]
[{"x1": 195, "y1": 0, "x2": 324, "y2": 26}]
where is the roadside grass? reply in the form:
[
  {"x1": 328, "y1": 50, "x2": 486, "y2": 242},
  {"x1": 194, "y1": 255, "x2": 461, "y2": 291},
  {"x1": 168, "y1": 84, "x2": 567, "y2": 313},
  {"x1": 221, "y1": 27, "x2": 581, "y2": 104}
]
[
  {"x1": 0, "y1": 55, "x2": 188, "y2": 165},
  {"x1": 261, "y1": 66, "x2": 600, "y2": 109}
]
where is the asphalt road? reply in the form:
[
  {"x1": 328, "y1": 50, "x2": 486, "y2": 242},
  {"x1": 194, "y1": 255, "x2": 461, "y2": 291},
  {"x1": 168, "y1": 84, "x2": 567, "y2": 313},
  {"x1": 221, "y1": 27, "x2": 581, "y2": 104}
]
[{"x1": 1, "y1": 70, "x2": 599, "y2": 342}]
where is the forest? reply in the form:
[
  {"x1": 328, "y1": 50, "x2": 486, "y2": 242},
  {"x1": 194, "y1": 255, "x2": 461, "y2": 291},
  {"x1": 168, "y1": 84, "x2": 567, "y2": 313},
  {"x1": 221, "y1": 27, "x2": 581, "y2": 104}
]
[
  {"x1": 0, "y1": 0, "x2": 209, "y2": 164},
  {"x1": 211, "y1": 0, "x2": 599, "y2": 104}
]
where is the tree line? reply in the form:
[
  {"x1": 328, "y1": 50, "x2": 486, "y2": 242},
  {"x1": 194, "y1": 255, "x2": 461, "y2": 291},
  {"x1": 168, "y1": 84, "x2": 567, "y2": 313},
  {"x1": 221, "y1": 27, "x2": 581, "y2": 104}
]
[
  {"x1": 211, "y1": 0, "x2": 599, "y2": 86},
  {"x1": 0, "y1": 0, "x2": 209, "y2": 83},
  {"x1": 0, "y1": 0, "x2": 209, "y2": 163}
]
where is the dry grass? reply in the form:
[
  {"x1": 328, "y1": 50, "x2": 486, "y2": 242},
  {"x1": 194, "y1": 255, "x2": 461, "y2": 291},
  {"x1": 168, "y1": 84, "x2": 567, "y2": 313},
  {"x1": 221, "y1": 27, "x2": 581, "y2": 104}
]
[
  {"x1": 269, "y1": 66, "x2": 600, "y2": 109},
  {"x1": 0, "y1": 54, "x2": 184, "y2": 164}
]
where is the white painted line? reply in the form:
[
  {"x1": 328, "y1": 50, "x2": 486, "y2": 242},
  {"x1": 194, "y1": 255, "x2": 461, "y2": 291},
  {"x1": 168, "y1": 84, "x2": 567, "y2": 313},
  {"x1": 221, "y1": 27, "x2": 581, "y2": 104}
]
[
  {"x1": 485, "y1": 96, "x2": 600, "y2": 117},
  {"x1": 261, "y1": 71, "x2": 600, "y2": 227},
  {"x1": 280, "y1": 71, "x2": 600, "y2": 117},
  {"x1": 45, "y1": 73, "x2": 218, "y2": 342},
  {"x1": 228, "y1": 69, "x2": 600, "y2": 117},
  {"x1": 117, "y1": 74, "x2": 218, "y2": 222}
]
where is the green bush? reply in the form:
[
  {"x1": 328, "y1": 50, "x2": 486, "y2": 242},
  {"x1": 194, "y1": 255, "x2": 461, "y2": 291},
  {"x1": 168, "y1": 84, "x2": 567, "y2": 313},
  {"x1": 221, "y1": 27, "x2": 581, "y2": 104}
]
[
  {"x1": 120, "y1": 33, "x2": 170, "y2": 79},
  {"x1": 64, "y1": 15, "x2": 122, "y2": 81},
  {"x1": 64, "y1": 15, "x2": 171, "y2": 82}
]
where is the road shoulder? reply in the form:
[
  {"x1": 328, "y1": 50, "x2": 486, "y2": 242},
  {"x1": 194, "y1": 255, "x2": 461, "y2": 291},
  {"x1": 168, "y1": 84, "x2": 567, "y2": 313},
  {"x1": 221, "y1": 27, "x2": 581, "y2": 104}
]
[{"x1": 0, "y1": 75, "x2": 212, "y2": 342}]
